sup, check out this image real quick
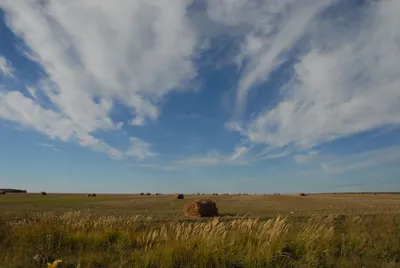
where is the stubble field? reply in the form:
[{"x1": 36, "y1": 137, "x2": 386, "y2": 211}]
[{"x1": 1, "y1": 193, "x2": 400, "y2": 267}]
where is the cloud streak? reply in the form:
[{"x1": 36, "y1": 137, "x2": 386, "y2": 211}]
[
  {"x1": 321, "y1": 146, "x2": 400, "y2": 175},
  {"x1": 126, "y1": 137, "x2": 157, "y2": 160},
  {"x1": 39, "y1": 143, "x2": 60, "y2": 152},
  {"x1": 0, "y1": 0, "x2": 199, "y2": 160},
  {"x1": 0, "y1": 55, "x2": 14, "y2": 78},
  {"x1": 219, "y1": 0, "x2": 400, "y2": 156},
  {"x1": 1, "y1": 0, "x2": 400, "y2": 170}
]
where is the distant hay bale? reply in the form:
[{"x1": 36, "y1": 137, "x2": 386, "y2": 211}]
[
  {"x1": 40, "y1": 191, "x2": 47, "y2": 196},
  {"x1": 174, "y1": 193, "x2": 184, "y2": 199},
  {"x1": 299, "y1": 193, "x2": 307, "y2": 196},
  {"x1": 184, "y1": 199, "x2": 219, "y2": 218}
]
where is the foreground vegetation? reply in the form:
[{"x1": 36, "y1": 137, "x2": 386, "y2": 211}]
[{"x1": 1, "y1": 211, "x2": 400, "y2": 267}]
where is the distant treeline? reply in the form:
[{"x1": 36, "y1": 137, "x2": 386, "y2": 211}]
[{"x1": 0, "y1": 189, "x2": 27, "y2": 193}]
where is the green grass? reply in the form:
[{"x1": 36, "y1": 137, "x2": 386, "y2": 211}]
[{"x1": 2, "y1": 193, "x2": 400, "y2": 267}]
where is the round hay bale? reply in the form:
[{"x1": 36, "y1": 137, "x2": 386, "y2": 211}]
[
  {"x1": 174, "y1": 193, "x2": 184, "y2": 199},
  {"x1": 40, "y1": 191, "x2": 47, "y2": 196},
  {"x1": 183, "y1": 199, "x2": 219, "y2": 218}
]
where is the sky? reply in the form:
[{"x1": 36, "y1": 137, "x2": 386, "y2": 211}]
[{"x1": 0, "y1": 0, "x2": 400, "y2": 194}]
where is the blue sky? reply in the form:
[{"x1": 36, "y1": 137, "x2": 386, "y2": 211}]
[{"x1": 1, "y1": 0, "x2": 400, "y2": 194}]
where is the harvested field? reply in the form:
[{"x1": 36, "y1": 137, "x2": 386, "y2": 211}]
[
  {"x1": 2, "y1": 193, "x2": 400, "y2": 220},
  {"x1": 2, "y1": 193, "x2": 400, "y2": 267}
]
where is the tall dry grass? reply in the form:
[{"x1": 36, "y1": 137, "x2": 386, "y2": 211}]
[{"x1": 1, "y1": 212, "x2": 400, "y2": 267}]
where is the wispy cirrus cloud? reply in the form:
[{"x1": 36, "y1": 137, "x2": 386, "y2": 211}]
[
  {"x1": 215, "y1": 0, "x2": 400, "y2": 156},
  {"x1": 0, "y1": 90, "x2": 123, "y2": 159},
  {"x1": 293, "y1": 151, "x2": 319, "y2": 164},
  {"x1": 0, "y1": 0, "x2": 199, "y2": 160},
  {"x1": 129, "y1": 116, "x2": 145, "y2": 126},
  {"x1": 320, "y1": 146, "x2": 400, "y2": 175},
  {"x1": 126, "y1": 137, "x2": 157, "y2": 161},
  {"x1": 133, "y1": 146, "x2": 254, "y2": 170},
  {"x1": 0, "y1": 55, "x2": 14, "y2": 78},
  {"x1": 26, "y1": 86, "x2": 38, "y2": 100},
  {"x1": 38, "y1": 143, "x2": 60, "y2": 152},
  {"x1": 1, "y1": 0, "x2": 400, "y2": 171},
  {"x1": 207, "y1": 0, "x2": 334, "y2": 114},
  {"x1": 0, "y1": 90, "x2": 156, "y2": 161},
  {"x1": 290, "y1": 145, "x2": 400, "y2": 176}
]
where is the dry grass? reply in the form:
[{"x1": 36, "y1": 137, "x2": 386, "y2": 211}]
[
  {"x1": 2, "y1": 194, "x2": 400, "y2": 267},
  {"x1": 1, "y1": 211, "x2": 400, "y2": 267},
  {"x1": 3, "y1": 193, "x2": 400, "y2": 221}
]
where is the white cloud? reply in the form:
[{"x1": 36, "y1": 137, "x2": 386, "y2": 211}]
[
  {"x1": 0, "y1": 55, "x2": 14, "y2": 78},
  {"x1": 26, "y1": 86, "x2": 38, "y2": 100},
  {"x1": 39, "y1": 143, "x2": 60, "y2": 152},
  {"x1": 320, "y1": 146, "x2": 400, "y2": 174},
  {"x1": 320, "y1": 163, "x2": 329, "y2": 172},
  {"x1": 225, "y1": 120, "x2": 244, "y2": 133},
  {"x1": 2, "y1": 0, "x2": 197, "y2": 121},
  {"x1": 0, "y1": 90, "x2": 123, "y2": 159},
  {"x1": 229, "y1": 146, "x2": 248, "y2": 161},
  {"x1": 0, "y1": 91, "x2": 155, "y2": 160},
  {"x1": 220, "y1": 0, "x2": 400, "y2": 154},
  {"x1": 129, "y1": 116, "x2": 145, "y2": 126},
  {"x1": 293, "y1": 151, "x2": 319, "y2": 164},
  {"x1": 171, "y1": 146, "x2": 251, "y2": 168},
  {"x1": 207, "y1": 0, "x2": 333, "y2": 114},
  {"x1": 2, "y1": 0, "x2": 399, "y2": 168},
  {"x1": 0, "y1": 0, "x2": 198, "y2": 159},
  {"x1": 126, "y1": 137, "x2": 156, "y2": 160},
  {"x1": 134, "y1": 146, "x2": 253, "y2": 170}
]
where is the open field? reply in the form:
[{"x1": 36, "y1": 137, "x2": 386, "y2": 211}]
[
  {"x1": 2, "y1": 193, "x2": 400, "y2": 220},
  {"x1": 2, "y1": 193, "x2": 400, "y2": 267}
]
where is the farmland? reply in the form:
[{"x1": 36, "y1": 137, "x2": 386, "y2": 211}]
[{"x1": 1, "y1": 193, "x2": 400, "y2": 267}]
